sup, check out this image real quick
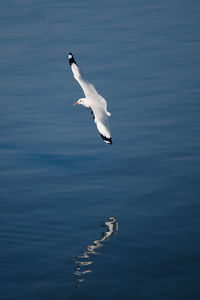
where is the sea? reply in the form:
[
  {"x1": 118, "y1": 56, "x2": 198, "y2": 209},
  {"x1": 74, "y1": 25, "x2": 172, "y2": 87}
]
[{"x1": 1, "y1": 0, "x2": 200, "y2": 299}]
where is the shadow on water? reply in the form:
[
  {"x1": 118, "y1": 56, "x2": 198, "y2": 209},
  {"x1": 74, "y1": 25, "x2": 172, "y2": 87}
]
[{"x1": 73, "y1": 217, "x2": 118, "y2": 288}]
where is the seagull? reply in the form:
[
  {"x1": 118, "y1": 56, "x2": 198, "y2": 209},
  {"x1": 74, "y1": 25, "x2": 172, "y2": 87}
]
[{"x1": 68, "y1": 53, "x2": 112, "y2": 144}]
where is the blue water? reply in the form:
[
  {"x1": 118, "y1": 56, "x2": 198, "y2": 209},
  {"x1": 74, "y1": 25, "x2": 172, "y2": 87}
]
[{"x1": 1, "y1": 1, "x2": 200, "y2": 299}]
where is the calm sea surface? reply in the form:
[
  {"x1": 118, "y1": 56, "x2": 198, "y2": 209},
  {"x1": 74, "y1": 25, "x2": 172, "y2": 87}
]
[{"x1": 1, "y1": 1, "x2": 200, "y2": 299}]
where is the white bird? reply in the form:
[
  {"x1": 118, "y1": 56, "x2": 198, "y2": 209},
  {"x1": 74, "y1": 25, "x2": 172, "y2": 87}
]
[{"x1": 68, "y1": 53, "x2": 112, "y2": 144}]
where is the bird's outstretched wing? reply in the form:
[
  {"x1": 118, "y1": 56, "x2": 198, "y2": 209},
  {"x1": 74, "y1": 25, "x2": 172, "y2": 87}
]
[
  {"x1": 91, "y1": 103, "x2": 112, "y2": 144},
  {"x1": 68, "y1": 53, "x2": 97, "y2": 97},
  {"x1": 68, "y1": 53, "x2": 109, "y2": 110}
]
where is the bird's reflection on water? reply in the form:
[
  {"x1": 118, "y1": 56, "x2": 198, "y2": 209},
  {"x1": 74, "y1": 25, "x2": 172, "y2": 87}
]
[{"x1": 73, "y1": 217, "x2": 118, "y2": 288}]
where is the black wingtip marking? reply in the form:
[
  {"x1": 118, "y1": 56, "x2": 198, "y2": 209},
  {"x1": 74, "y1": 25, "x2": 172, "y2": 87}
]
[
  {"x1": 68, "y1": 53, "x2": 78, "y2": 66},
  {"x1": 100, "y1": 134, "x2": 113, "y2": 145}
]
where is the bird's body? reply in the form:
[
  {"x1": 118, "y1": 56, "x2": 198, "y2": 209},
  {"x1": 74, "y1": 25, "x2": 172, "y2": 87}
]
[{"x1": 68, "y1": 53, "x2": 112, "y2": 144}]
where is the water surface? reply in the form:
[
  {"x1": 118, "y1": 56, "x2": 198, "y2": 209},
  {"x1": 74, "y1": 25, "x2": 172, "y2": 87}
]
[{"x1": 1, "y1": 1, "x2": 200, "y2": 299}]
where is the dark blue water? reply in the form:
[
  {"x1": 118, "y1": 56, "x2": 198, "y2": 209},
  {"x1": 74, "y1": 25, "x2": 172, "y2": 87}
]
[{"x1": 1, "y1": 1, "x2": 200, "y2": 299}]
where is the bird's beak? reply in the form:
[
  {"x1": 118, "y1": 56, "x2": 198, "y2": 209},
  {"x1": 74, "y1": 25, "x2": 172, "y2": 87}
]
[{"x1": 73, "y1": 102, "x2": 78, "y2": 106}]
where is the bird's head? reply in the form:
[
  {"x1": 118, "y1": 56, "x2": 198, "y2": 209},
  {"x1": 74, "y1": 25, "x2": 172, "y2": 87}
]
[{"x1": 73, "y1": 98, "x2": 90, "y2": 108}]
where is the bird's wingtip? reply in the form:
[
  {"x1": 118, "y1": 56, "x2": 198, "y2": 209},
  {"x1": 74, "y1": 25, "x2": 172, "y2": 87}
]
[
  {"x1": 68, "y1": 53, "x2": 77, "y2": 66},
  {"x1": 100, "y1": 134, "x2": 113, "y2": 145}
]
